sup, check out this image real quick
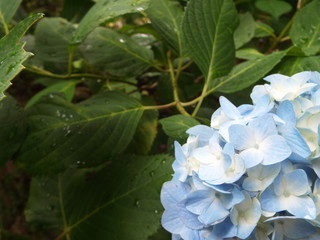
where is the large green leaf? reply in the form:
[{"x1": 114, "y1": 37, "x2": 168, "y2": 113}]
[
  {"x1": 71, "y1": 0, "x2": 150, "y2": 44},
  {"x1": 25, "y1": 80, "x2": 79, "y2": 108},
  {"x1": 80, "y1": 27, "x2": 153, "y2": 77},
  {"x1": 255, "y1": 0, "x2": 292, "y2": 19},
  {"x1": 16, "y1": 92, "x2": 145, "y2": 175},
  {"x1": 182, "y1": 0, "x2": 238, "y2": 81},
  {"x1": 159, "y1": 114, "x2": 200, "y2": 141},
  {"x1": 0, "y1": 13, "x2": 43, "y2": 101},
  {"x1": 25, "y1": 154, "x2": 173, "y2": 240},
  {"x1": 234, "y1": 12, "x2": 255, "y2": 49},
  {"x1": 276, "y1": 56, "x2": 320, "y2": 76},
  {"x1": 34, "y1": 17, "x2": 77, "y2": 63},
  {"x1": 290, "y1": 0, "x2": 320, "y2": 56},
  {"x1": 147, "y1": 0, "x2": 185, "y2": 55},
  {"x1": 208, "y1": 51, "x2": 286, "y2": 93},
  {"x1": 0, "y1": 0, "x2": 22, "y2": 25},
  {"x1": 0, "y1": 96, "x2": 27, "y2": 165}
]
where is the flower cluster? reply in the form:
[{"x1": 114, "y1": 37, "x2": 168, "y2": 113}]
[{"x1": 161, "y1": 71, "x2": 320, "y2": 240}]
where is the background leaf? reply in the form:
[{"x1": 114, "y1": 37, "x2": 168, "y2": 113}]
[
  {"x1": 0, "y1": 96, "x2": 27, "y2": 165},
  {"x1": 290, "y1": 0, "x2": 320, "y2": 56},
  {"x1": 80, "y1": 27, "x2": 153, "y2": 77},
  {"x1": 72, "y1": 0, "x2": 151, "y2": 44},
  {"x1": 25, "y1": 80, "x2": 79, "y2": 108},
  {"x1": 25, "y1": 154, "x2": 173, "y2": 240},
  {"x1": 182, "y1": 0, "x2": 238, "y2": 80},
  {"x1": 34, "y1": 17, "x2": 77, "y2": 63},
  {"x1": 208, "y1": 51, "x2": 286, "y2": 93},
  {"x1": 0, "y1": 13, "x2": 43, "y2": 101},
  {"x1": 0, "y1": 0, "x2": 22, "y2": 24},
  {"x1": 276, "y1": 56, "x2": 320, "y2": 75},
  {"x1": 147, "y1": 0, "x2": 185, "y2": 55},
  {"x1": 159, "y1": 114, "x2": 200, "y2": 141},
  {"x1": 16, "y1": 92, "x2": 145, "y2": 175},
  {"x1": 255, "y1": 0, "x2": 292, "y2": 19},
  {"x1": 234, "y1": 12, "x2": 255, "y2": 49}
]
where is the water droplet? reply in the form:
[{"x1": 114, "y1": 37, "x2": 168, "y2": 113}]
[
  {"x1": 161, "y1": 160, "x2": 166, "y2": 164},
  {"x1": 56, "y1": 110, "x2": 61, "y2": 117},
  {"x1": 154, "y1": 210, "x2": 159, "y2": 214},
  {"x1": 134, "y1": 199, "x2": 140, "y2": 207},
  {"x1": 136, "y1": 7, "x2": 144, "y2": 11},
  {"x1": 149, "y1": 171, "x2": 155, "y2": 177},
  {"x1": 119, "y1": 38, "x2": 126, "y2": 43},
  {"x1": 49, "y1": 94, "x2": 54, "y2": 99},
  {"x1": 76, "y1": 161, "x2": 81, "y2": 164}
]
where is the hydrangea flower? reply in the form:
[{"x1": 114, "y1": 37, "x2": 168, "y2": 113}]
[{"x1": 160, "y1": 71, "x2": 320, "y2": 239}]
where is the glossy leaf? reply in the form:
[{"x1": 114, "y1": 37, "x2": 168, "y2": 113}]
[
  {"x1": 208, "y1": 51, "x2": 286, "y2": 93},
  {"x1": 234, "y1": 12, "x2": 255, "y2": 49},
  {"x1": 0, "y1": 96, "x2": 27, "y2": 165},
  {"x1": 255, "y1": 0, "x2": 292, "y2": 19},
  {"x1": 26, "y1": 80, "x2": 79, "y2": 108},
  {"x1": 254, "y1": 22, "x2": 275, "y2": 38},
  {"x1": 34, "y1": 17, "x2": 77, "y2": 63},
  {"x1": 25, "y1": 154, "x2": 173, "y2": 240},
  {"x1": 0, "y1": 0, "x2": 22, "y2": 24},
  {"x1": 147, "y1": 0, "x2": 185, "y2": 55},
  {"x1": 277, "y1": 56, "x2": 320, "y2": 75},
  {"x1": 0, "y1": 13, "x2": 43, "y2": 101},
  {"x1": 182, "y1": 0, "x2": 238, "y2": 81},
  {"x1": 16, "y1": 92, "x2": 144, "y2": 175},
  {"x1": 160, "y1": 114, "x2": 200, "y2": 140},
  {"x1": 290, "y1": 0, "x2": 320, "y2": 56},
  {"x1": 236, "y1": 48, "x2": 264, "y2": 60},
  {"x1": 72, "y1": 0, "x2": 150, "y2": 44},
  {"x1": 80, "y1": 27, "x2": 153, "y2": 77}
]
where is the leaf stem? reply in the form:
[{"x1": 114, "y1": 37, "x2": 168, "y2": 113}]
[
  {"x1": 268, "y1": 17, "x2": 294, "y2": 51},
  {"x1": 25, "y1": 65, "x2": 136, "y2": 86},
  {"x1": 67, "y1": 45, "x2": 76, "y2": 76},
  {"x1": 0, "y1": 12, "x2": 9, "y2": 34},
  {"x1": 167, "y1": 51, "x2": 190, "y2": 116}
]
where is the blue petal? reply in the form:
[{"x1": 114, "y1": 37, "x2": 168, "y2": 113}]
[
  {"x1": 249, "y1": 114, "x2": 277, "y2": 140},
  {"x1": 260, "y1": 135, "x2": 291, "y2": 165},
  {"x1": 286, "y1": 195, "x2": 316, "y2": 219},
  {"x1": 186, "y1": 125, "x2": 215, "y2": 144},
  {"x1": 161, "y1": 181, "x2": 190, "y2": 209},
  {"x1": 283, "y1": 169, "x2": 309, "y2": 196},
  {"x1": 208, "y1": 217, "x2": 237, "y2": 240},
  {"x1": 229, "y1": 124, "x2": 255, "y2": 150},
  {"x1": 219, "y1": 96, "x2": 241, "y2": 119},
  {"x1": 185, "y1": 190, "x2": 213, "y2": 215},
  {"x1": 276, "y1": 101, "x2": 296, "y2": 125},
  {"x1": 198, "y1": 197, "x2": 229, "y2": 224}
]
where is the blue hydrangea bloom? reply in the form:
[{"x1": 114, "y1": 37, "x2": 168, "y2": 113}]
[{"x1": 160, "y1": 71, "x2": 320, "y2": 239}]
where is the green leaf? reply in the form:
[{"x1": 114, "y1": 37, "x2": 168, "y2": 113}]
[
  {"x1": 159, "y1": 114, "x2": 200, "y2": 141},
  {"x1": 16, "y1": 92, "x2": 145, "y2": 175},
  {"x1": 234, "y1": 12, "x2": 255, "y2": 49},
  {"x1": 276, "y1": 56, "x2": 320, "y2": 76},
  {"x1": 0, "y1": 96, "x2": 27, "y2": 165},
  {"x1": 25, "y1": 154, "x2": 173, "y2": 240},
  {"x1": 26, "y1": 80, "x2": 79, "y2": 108},
  {"x1": 290, "y1": 0, "x2": 320, "y2": 56},
  {"x1": 147, "y1": 0, "x2": 185, "y2": 55},
  {"x1": 208, "y1": 51, "x2": 286, "y2": 93},
  {"x1": 72, "y1": 0, "x2": 151, "y2": 44},
  {"x1": 0, "y1": 0, "x2": 22, "y2": 24},
  {"x1": 0, "y1": 13, "x2": 43, "y2": 101},
  {"x1": 182, "y1": 0, "x2": 238, "y2": 81},
  {"x1": 126, "y1": 97, "x2": 158, "y2": 155},
  {"x1": 236, "y1": 48, "x2": 264, "y2": 60},
  {"x1": 61, "y1": 0, "x2": 94, "y2": 22},
  {"x1": 80, "y1": 27, "x2": 153, "y2": 77},
  {"x1": 254, "y1": 22, "x2": 274, "y2": 38},
  {"x1": 255, "y1": 0, "x2": 292, "y2": 19},
  {"x1": 34, "y1": 17, "x2": 77, "y2": 63}
]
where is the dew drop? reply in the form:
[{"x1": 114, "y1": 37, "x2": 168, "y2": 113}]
[
  {"x1": 149, "y1": 171, "x2": 155, "y2": 177},
  {"x1": 119, "y1": 38, "x2": 126, "y2": 43},
  {"x1": 134, "y1": 199, "x2": 140, "y2": 207}
]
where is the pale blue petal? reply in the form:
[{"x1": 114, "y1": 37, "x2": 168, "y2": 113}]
[
  {"x1": 174, "y1": 141, "x2": 186, "y2": 165},
  {"x1": 260, "y1": 187, "x2": 286, "y2": 213},
  {"x1": 180, "y1": 226, "x2": 202, "y2": 240},
  {"x1": 284, "y1": 169, "x2": 309, "y2": 196},
  {"x1": 219, "y1": 96, "x2": 241, "y2": 119},
  {"x1": 222, "y1": 187, "x2": 245, "y2": 209},
  {"x1": 279, "y1": 126, "x2": 311, "y2": 161},
  {"x1": 261, "y1": 135, "x2": 291, "y2": 165},
  {"x1": 312, "y1": 158, "x2": 320, "y2": 178},
  {"x1": 162, "y1": 208, "x2": 183, "y2": 234},
  {"x1": 286, "y1": 195, "x2": 316, "y2": 219},
  {"x1": 161, "y1": 181, "x2": 190, "y2": 209},
  {"x1": 187, "y1": 125, "x2": 215, "y2": 143},
  {"x1": 229, "y1": 124, "x2": 255, "y2": 150},
  {"x1": 237, "y1": 222, "x2": 257, "y2": 239},
  {"x1": 282, "y1": 219, "x2": 316, "y2": 238},
  {"x1": 249, "y1": 114, "x2": 277, "y2": 140},
  {"x1": 276, "y1": 101, "x2": 296, "y2": 125},
  {"x1": 178, "y1": 202, "x2": 205, "y2": 229},
  {"x1": 198, "y1": 198, "x2": 229, "y2": 224},
  {"x1": 241, "y1": 148, "x2": 264, "y2": 168},
  {"x1": 208, "y1": 217, "x2": 237, "y2": 239},
  {"x1": 264, "y1": 73, "x2": 289, "y2": 83},
  {"x1": 185, "y1": 190, "x2": 213, "y2": 215}
]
